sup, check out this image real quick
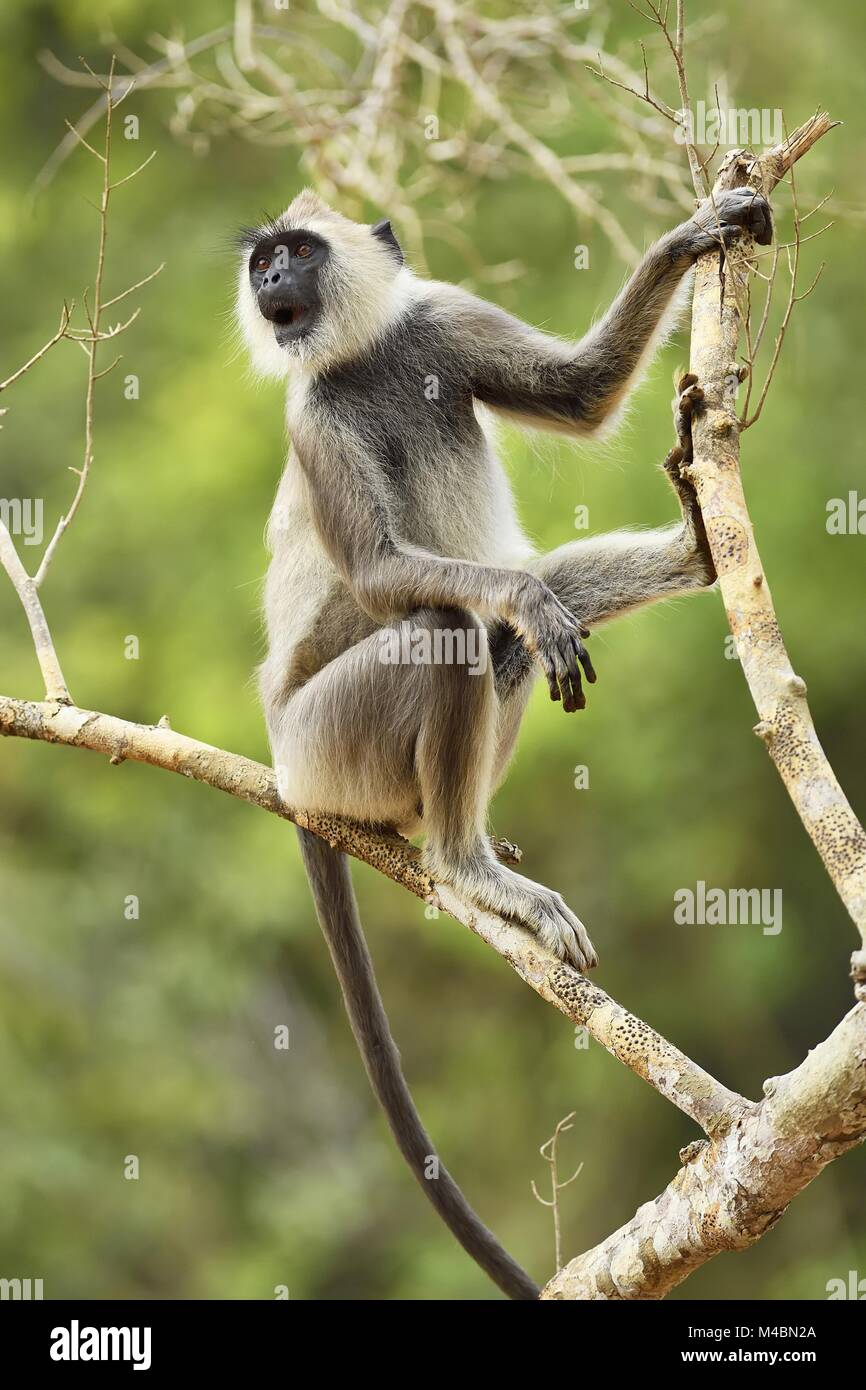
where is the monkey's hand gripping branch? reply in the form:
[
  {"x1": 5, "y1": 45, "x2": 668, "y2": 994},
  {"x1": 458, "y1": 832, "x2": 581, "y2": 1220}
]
[
  {"x1": 541, "y1": 110, "x2": 866, "y2": 1300},
  {"x1": 684, "y1": 115, "x2": 866, "y2": 994}
]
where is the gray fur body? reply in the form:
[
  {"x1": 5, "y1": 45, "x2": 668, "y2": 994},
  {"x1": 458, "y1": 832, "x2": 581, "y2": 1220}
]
[{"x1": 236, "y1": 186, "x2": 771, "y2": 1298}]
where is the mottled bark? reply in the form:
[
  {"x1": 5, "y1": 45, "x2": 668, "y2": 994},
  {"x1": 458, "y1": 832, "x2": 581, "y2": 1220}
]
[
  {"x1": 0, "y1": 692, "x2": 745, "y2": 1134},
  {"x1": 687, "y1": 119, "x2": 866, "y2": 988},
  {"x1": 543, "y1": 1003, "x2": 866, "y2": 1299},
  {"x1": 542, "y1": 114, "x2": 866, "y2": 1300}
]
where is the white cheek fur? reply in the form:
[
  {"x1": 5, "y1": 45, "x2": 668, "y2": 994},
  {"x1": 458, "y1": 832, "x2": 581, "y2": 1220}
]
[
  {"x1": 234, "y1": 191, "x2": 413, "y2": 382},
  {"x1": 236, "y1": 265, "x2": 291, "y2": 380}
]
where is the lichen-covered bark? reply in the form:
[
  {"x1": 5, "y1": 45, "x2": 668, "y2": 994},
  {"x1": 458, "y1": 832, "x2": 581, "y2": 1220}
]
[{"x1": 542, "y1": 1003, "x2": 866, "y2": 1299}]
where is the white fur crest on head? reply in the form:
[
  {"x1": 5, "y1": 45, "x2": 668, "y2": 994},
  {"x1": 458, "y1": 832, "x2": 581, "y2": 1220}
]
[{"x1": 236, "y1": 189, "x2": 416, "y2": 380}]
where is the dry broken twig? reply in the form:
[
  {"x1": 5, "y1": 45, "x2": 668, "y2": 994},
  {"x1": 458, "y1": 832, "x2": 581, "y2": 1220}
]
[{"x1": 531, "y1": 1111, "x2": 584, "y2": 1273}]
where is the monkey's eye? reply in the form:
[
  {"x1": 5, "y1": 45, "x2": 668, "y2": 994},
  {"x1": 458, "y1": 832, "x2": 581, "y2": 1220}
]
[
  {"x1": 295, "y1": 243, "x2": 313, "y2": 259},
  {"x1": 255, "y1": 256, "x2": 271, "y2": 272}
]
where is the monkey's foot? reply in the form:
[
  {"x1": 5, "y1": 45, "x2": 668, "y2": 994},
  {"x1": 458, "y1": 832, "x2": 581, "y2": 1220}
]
[
  {"x1": 672, "y1": 372, "x2": 705, "y2": 460},
  {"x1": 662, "y1": 376, "x2": 717, "y2": 587},
  {"x1": 509, "y1": 878, "x2": 598, "y2": 972},
  {"x1": 435, "y1": 849, "x2": 598, "y2": 971}
]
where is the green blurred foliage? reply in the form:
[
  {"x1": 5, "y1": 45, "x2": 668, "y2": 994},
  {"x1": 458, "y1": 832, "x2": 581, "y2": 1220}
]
[{"x1": 0, "y1": 0, "x2": 864, "y2": 1301}]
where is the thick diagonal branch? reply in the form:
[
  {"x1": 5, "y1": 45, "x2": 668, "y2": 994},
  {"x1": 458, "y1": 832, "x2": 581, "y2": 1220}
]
[
  {"x1": 542, "y1": 1001, "x2": 866, "y2": 1299},
  {"x1": 0, "y1": 693, "x2": 746, "y2": 1137}
]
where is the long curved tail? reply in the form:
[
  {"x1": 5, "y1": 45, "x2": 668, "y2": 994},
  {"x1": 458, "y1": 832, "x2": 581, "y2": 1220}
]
[{"x1": 296, "y1": 827, "x2": 539, "y2": 1301}]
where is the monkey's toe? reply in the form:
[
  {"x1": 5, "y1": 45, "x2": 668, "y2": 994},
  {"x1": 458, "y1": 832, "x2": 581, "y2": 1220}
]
[
  {"x1": 531, "y1": 891, "x2": 598, "y2": 972},
  {"x1": 448, "y1": 856, "x2": 598, "y2": 972}
]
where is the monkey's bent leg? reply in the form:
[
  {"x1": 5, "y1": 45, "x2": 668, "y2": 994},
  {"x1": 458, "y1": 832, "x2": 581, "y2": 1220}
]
[
  {"x1": 535, "y1": 519, "x2": 714, "y2": 625},
  {"x1": 271, "y1": 605, "x2": 503, "y2": 849},
  {"x1": 269, "y1": 608, "x2": 475, "y2": 832},
  {"x1": 270, "y1": 608, "x2": 597, "y2": 970},
  {"x1": 410, "y1": 613, "x2": 598, "y2": 970}
]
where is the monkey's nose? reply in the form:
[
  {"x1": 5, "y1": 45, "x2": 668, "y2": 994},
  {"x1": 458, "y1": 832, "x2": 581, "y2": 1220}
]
[{"x1": 258, "y1": 272, "x2": 302, "y2": 324}]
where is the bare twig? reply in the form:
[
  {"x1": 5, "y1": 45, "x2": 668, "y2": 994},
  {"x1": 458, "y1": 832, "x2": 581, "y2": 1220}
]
[
  {"x1": 0, "y1": 303, "x2": 72, "y2": 394},
  {"x1": 34, "y1": 60, "x2": 118, "y2": 587},
  {"x1": 585, "y1": 47, "x2": 679, "y2": 128},
  {"x1": 62, "y1": 118, "x2": 105, "y2": 162},
  {"x1": 34, "y1": 61, "x2": 159, "y2": 588},
  {"x1": 654, "y1": 0, "x2": 709, "y2": 197},
  {"x1": 740, "y1": 126, "x2": 804, "y2": 429},
  {"x1": 110, "y1": 148, "x2": 157, "y2": 190},
  {"x1": 531, "y1": 1112, "x2": 584, "y2": 1272},
  {"x1": 101, "y1": 262, "x2": 164, "y2": 311}
]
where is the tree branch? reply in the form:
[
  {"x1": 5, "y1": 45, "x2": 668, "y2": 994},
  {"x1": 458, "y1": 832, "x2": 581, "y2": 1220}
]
[
  {"x1": 0, "y1": 539, "x2": 70, "y2": 702},
  {"x1": 544, "y1": 109, "x2": 866, "y2": 1301},
  {"x1": 685, "y1": 119, "x2": 866, "y2": 988},
  {"x1": 0, "y1": 691, "x2": 748, "y2": 1137},
  {"x1": 542, "y1": 1002, "x2": 866, "y2": 1298}
]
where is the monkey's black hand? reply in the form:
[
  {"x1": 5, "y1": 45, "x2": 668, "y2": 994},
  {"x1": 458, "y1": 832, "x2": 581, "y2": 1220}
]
[
  {"x1": 516, "y1": 579, "x2": 596, "y2": 713},
  {"x1": 686, "y1": 186, "x2": 773, "y2": 257}
]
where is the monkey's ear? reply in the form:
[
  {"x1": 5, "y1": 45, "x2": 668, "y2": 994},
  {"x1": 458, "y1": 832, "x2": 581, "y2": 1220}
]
[{"x1": 371, "y1": 218, "x2": 404, "y2": 266}]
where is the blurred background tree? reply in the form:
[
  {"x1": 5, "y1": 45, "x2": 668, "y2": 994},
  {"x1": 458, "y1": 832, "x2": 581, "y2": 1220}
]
[{"x1": 0, "y1": 0, "x2": 863, "y2": 1299}]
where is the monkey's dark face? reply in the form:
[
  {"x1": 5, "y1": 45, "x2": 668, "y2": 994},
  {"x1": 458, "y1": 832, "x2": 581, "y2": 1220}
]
[{"x1": 248, "y1": 230, "x2": 329, "y2": 347}]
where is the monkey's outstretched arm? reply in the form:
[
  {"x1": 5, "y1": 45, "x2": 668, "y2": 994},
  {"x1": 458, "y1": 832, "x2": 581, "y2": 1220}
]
[
  {"x1": 294, "y1": 418, "x2": 596, "y2": 710},
  {"x1": 441, "y1": 187, "x2": 771, "y2": 436}
]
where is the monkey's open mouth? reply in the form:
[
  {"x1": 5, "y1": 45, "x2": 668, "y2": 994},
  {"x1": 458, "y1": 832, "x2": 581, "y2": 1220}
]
[{"x1": 269, "y1": 304, "x2": 308, "y2": 346}]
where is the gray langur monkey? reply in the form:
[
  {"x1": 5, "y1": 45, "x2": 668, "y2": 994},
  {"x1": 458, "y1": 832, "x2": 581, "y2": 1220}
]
[{"x1": 235, "y1": 186, "x2": 772, "y2": 1300}]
